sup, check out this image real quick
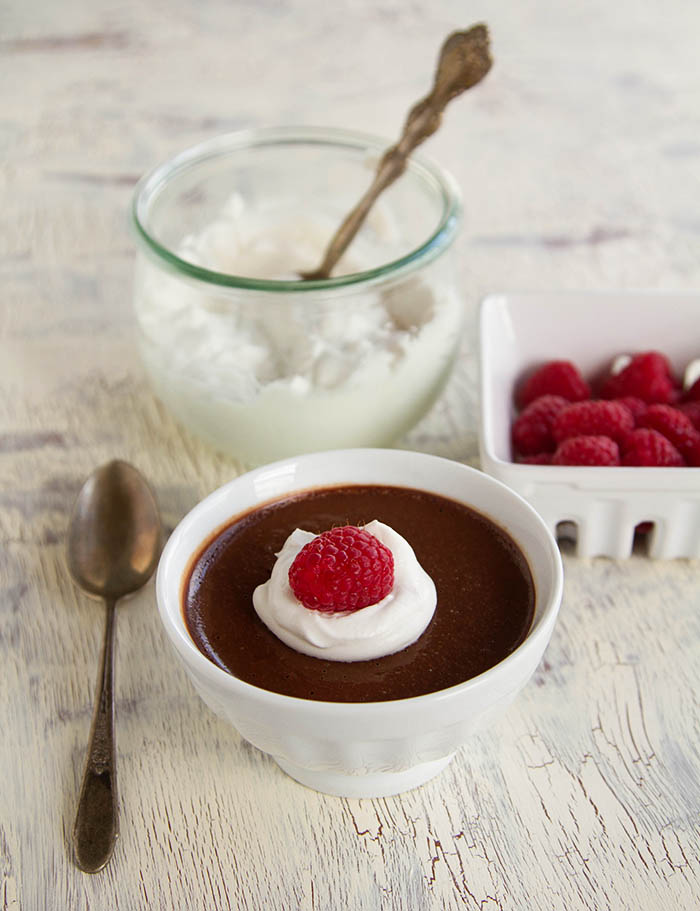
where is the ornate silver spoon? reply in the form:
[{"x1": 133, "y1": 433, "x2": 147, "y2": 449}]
[
  {"x1": 67, "y1": 460, "x2": 162, "y2": 873},
  {"x1": 300, "y1": 24, "x2": 492, "y2": 280}
]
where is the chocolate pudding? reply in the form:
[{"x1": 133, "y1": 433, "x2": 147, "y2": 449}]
[{"x1": 183, "y1": 485, "x2": 535, "y2": 703}]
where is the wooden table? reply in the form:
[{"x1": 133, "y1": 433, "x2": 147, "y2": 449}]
[{"x1": 3, "y1": 1, "x2": 700, "y2": 908}]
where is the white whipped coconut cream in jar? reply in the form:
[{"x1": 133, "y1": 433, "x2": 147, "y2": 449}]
[
  {"x1": 132, "y1": 128, "x2": 463, "y2": 464},
  {"x1": 253, "y1": 520, "x2": 437, "y2": 662}
]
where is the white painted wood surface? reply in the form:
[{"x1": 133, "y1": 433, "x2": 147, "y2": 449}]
[{"x1": 3, "y1": 1, "x2": 700, "y2": 907}]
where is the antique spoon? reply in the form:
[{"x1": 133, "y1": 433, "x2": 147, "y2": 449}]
[
  {"x1": 300, "y1": 24, "x2": 492, "y2": 281},
  {"x1": 67, "y1": 460, "x2": 162, "y2": 873}
]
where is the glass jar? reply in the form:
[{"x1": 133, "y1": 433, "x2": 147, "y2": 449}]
[{"x1": 131, "y1": 126, "x2": 463, "y2": 465}]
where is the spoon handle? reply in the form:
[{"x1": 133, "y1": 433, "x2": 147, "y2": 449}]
[
  {"x1": 73, "y1": 598, "x2": 119, "y2": 873},
  {"x1": 300, "y1": 25, "x2": 491, "y2": 280}
]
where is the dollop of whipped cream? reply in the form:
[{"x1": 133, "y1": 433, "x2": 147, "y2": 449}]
[{"x1": 252, "y1": 520, "x2": 436, "y2": 662}]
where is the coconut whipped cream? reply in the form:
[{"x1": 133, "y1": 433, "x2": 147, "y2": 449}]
[
  {"x1": 252, "y1": 520, "x2": 437, "y2": 662},
  {"x1": 133, "y1": 193, "x2": 462, "y2": 464}
]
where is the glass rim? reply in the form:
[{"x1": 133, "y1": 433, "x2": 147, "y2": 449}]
[{"x1": 131, "y1": 125, "x2": 462, "y2": 293}]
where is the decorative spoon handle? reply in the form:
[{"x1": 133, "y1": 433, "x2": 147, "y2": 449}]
[
  {"x1": 300, "y1": 24, "x2": 492, "y2": 281},
  {"x1": 73, "y1": 599, "x2": 119, "y2": 873}
]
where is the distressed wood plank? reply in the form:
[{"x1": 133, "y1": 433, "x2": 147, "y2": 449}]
[{"x1": 3, "y1": 0, "x2": 700, "y2": 908}]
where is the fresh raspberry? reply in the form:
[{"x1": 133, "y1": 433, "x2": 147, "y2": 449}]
[
  {"x1": 517, "y1": 452, "x2": 553, "y2": 464},
  {"x1": 683, "y1": 376, "x2": 700, "y2": 402},
  {"x1": 683, "y1": 436, "x2": 700, "y2": 467},
  {"x1": 600, "y1": 351, "x2": 676, "y2": 404},
  {"x1": 621, "y1": 428, "x2": 684, "y2": 466},
  {"x1": 516, "y1": 360, "x2": 591, "y2": 409},
  {"x1": 637, "y1": 404, "x2": 700, "y2": 464},
  {"x1": 635, "y1": 521, "x2": 654, "y2": 535},
  {"x1": 552, "y1": 400, "x2": 635, "y2": 445},
  {"x1": 288, "y1": 525, "x2": 394, "y2": 613},
  {"x1": 679, "y1": 401, "x2": 700, "y2": 431},
  {"x1": 612, "y1": 396, "x2": 648, "y2": 423},
  {"x1": 512, "y1": 394, "x2": 569, "y2": 456},
  {"x1": 552, "y1": 435, "x2": 620, "y2": 466}
]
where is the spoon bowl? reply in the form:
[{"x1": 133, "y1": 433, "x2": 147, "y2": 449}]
[
  {"x1": 68, "y1": 460, "x2": 162, "y2": 600},
  {"x1": 67, "y1": 459, "x2": 162, "y2": 873}
]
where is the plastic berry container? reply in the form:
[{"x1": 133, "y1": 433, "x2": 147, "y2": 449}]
[{"x1": 478, "y1": 291, "x2": 700, "y2": 559}]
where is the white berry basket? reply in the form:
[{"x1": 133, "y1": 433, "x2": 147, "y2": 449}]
[{"x1": 479, "y1": 291, "x2": 700, "y2": 559}]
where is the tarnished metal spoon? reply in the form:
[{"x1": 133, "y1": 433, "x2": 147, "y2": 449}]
[
  {"x1": 300, "y1": 24, "x2": 492, "y2": 281},
  {"x1": 67, "y1": 460, "x2": 162, "y2": 873}
]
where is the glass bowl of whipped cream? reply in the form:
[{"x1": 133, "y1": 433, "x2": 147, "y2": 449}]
[{"x1": 131, "y1": 126, "x2": 463, "y2": 465}]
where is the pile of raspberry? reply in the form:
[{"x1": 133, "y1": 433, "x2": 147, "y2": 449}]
[{"x1": 511, "y1": 352, "x2": 700, "y2": 467}]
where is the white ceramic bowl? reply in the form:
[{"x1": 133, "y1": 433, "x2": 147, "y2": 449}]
[
  {"x1": 479, "y1": 291, "x2": 700, "y2": 559},
  {"x1": 156, "y1": 449, "x2": 563, "y2": 797}
]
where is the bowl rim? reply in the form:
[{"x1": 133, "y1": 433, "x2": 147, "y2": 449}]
[
  {"x1": 156, "y1": 448, "x2": 564, "y2": 716},
  {"x1": 131, "y1": 125, "x2": 463, "y2": 294}
]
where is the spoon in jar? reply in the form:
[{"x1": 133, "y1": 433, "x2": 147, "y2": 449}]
[
  {"x1": 299, "y1": 24, "x2": 492, "y2": 281},
  {"x1": 67, "y1": 460, "x2": 162, "y2": 873}
]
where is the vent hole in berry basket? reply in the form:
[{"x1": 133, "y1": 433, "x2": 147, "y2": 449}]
[
  {"x1": 633, "y1": 521, "x2": 655, "y2": 555},
  {"x1": 555, "y1": 520, "x2": 578, "y2": 553}
]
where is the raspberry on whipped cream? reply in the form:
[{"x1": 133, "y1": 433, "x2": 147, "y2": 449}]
[
  {"x1": 252, "y1": 520, "x2": 437, "y2": 662},
  {"x1": 289, "y1": 525, "x2": 394, "y2": 613}
]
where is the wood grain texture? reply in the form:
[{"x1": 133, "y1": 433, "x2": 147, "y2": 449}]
[{"x1": 3, "y1": 0, "x2": 700, "y2": 908}]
